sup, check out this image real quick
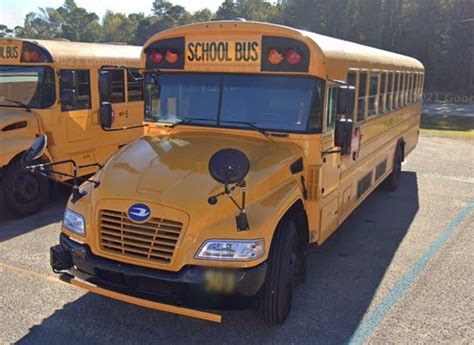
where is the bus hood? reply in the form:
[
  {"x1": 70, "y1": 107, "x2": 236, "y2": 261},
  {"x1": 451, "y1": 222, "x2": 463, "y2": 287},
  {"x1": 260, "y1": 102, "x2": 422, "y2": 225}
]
[
  {"x1": 0, "y1": 107, "x2": 36, "y2": 131},
  {"x1": 96, "y1": 132, "x2": 303, "y2": 212}
]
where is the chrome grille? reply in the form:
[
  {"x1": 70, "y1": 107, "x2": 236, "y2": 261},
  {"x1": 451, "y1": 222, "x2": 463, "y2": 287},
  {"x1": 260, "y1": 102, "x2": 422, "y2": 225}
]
[{"x1": 98, "y1": 209, "x2": 182, "y2": 264}]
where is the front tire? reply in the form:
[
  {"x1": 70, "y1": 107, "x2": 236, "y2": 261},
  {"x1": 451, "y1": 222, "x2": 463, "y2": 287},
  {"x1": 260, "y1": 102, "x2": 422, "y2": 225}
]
[
  {"x1": 260, "y1": 219, "x2": 298, "y2": 325},
  {"x1": 2, "y1": 158, "x2": 49, "y2": 217}
]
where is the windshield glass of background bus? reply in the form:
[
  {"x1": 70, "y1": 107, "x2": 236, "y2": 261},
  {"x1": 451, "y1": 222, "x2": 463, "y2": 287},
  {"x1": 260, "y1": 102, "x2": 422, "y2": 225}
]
[
  {"x1": 0, "y1": 66, "x2": 55, "y2": 108},
  {"x1": 145, "y1": 73, "x2": 322, "y2": 132}
]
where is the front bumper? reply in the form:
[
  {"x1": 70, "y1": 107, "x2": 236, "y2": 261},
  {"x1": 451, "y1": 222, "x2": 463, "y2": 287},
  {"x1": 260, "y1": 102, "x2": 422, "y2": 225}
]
[{"x1": 51, "y1": 234, "x2": 267, "y2": 310}]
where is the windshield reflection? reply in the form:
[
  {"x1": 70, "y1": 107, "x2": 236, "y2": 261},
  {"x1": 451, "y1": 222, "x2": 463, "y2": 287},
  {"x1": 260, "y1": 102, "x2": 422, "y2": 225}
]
[
  {"x1": 0, "y1": 66, "x2": 55, "y2": 109},
  {"x1": 145, "y1": 73, "x2": 323, "y2": 133}
]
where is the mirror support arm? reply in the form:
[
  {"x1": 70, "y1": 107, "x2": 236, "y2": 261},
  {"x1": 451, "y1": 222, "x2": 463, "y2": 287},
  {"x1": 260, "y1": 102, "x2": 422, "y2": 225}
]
[
  {"x1": 322, "y1": 148, "x2": 342, "y2": 156},
  {"x1": 100, "y1": 123, "x2": 149, "y2": 132},
  {"x1": 26, "y1": 160, "x2": 102, "y2": 204}
]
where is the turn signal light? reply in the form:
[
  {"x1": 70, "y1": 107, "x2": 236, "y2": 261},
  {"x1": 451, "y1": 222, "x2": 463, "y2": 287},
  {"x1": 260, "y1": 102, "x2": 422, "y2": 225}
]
[
  {"x1": 286, "y1": 48, "x2": 302, "y2": 65},
  {"x1": 165, "y1": 49, "x2": 178, "y2": 64},
  {"x1": 150, "y1": 50, "x2": 163, "y2": 64},
  {"x1": 267, "y1": 48, "x2": 283, "y2": 65}
]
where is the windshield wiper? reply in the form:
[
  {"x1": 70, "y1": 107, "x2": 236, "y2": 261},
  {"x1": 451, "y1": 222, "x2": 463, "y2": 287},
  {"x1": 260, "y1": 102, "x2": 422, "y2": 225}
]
[
  {"x1": 169, "y1": 117, "x2": 215, "y2": 128},
  {"x1": 220, "y1": 120, "x2": 274, "y2": 142},
  {"x1": 0, "y1": 98, "x2": 31, "y2": 112}
]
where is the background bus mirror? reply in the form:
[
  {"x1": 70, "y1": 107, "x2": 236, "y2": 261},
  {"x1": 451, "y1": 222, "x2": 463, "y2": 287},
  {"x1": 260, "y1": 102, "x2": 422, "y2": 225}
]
[
  {"x1": 336, "y1": 85, "x2": 356, "y2": 116},
  {"x1": 61, "y1": 70, "x2": 75, "y2": 88},
  {"x1": 60, "y1": 89, "x2": 77, "y2": 109},
  {"x1": 24, "y1": 135, "x2": 48, "y2": 163},
  {"x1": 100, "y1": 102, "x2": 113, "y2": 129},
  {"x1": 334, "y1": 119, "x2": 353, "y2": 156},
  {"x1": 99, "y1": 71, "x2": 112, "y2": 101}
]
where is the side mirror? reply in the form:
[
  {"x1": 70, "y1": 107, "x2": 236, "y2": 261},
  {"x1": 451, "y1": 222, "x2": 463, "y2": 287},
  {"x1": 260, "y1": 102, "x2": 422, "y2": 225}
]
[
  {"x1": 100, "y1": 102, "x2": 114, "y2": 129},
  {"x1": 336, "y1": 85, "x2": 356, "y2": 116},
  {"x1": 334, "y1": 119, "x2": 354, "y2": 156},
  {"x1": 208, "y1": 149, "x2": 250, "y2": 185},
  {"x1": 24, "y1": 135, "x2": 48, "y2": 163},
  {"x1": 61, "y1": 70, "x2": 75, "y2": 88},
  {"x1": 208, "y1": 149, "x2": 251, "y2": 231},
  {"x1": 99, "y1": 71, "x2": 112, "y2": 101}
]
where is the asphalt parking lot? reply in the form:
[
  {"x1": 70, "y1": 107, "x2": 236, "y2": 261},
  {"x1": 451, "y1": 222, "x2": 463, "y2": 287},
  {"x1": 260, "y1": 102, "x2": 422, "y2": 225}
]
[{"x1": 1, "y1": 135, "x2": 473, "y2": 345}]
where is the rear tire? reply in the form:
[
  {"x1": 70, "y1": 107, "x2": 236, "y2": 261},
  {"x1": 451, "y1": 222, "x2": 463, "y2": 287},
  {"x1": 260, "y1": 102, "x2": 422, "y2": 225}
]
[
  {"x1": 382, "y1": 144, "x2": 403, "y2": 192},
  {"x1": 2, "y1": 158, "x2": 49, "y2": 217},
  {"x1": 260, "y1": 219, "x2": 298, "y2": 325}
]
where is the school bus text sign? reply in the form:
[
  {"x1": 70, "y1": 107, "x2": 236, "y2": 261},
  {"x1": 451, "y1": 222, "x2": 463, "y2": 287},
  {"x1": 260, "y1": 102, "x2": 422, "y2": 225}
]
[{"x1": 185, "y1": 36, "x2": 261, "y2": 71}]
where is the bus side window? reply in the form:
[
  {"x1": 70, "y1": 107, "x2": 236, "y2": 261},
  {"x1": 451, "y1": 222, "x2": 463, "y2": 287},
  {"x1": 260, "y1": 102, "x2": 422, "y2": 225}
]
[
  {"x1": 127, "y1": 68, "x2": 144, "y2": 102},
  {"x1": 408, "y1": 73, "x2": 412, "y2": 104},
  {"x1": 60, "y1": 69, "x2": 91, "y2": 111},
  {"x1": 368, "y1": 73, "x2": 379, "y2": 116},
  {"x1": 379, "y1": 72, "x2": 386, "y2": 114},
  {"x1": 347, "y1": 71, "x2": 357, "y2": 120},
  {"x1": 415, "y1": 74, "x2": 420, "y2": 101},
  {"x1": 402, "y1": 72, "x2": 407, "y2": 106},
  {"x1": 102, "y1": 68, "x2": 125, "y2": 103},
  {"x1": 413, "y1": 74, "x2": 417, "y2": 102},
  {"x1": 357, "y1": 71, "x2": 367, "y2": 122},
  {"x1": 386, "y1": 72, "x2": 393, "y2": 111},
  {"x1": 394, "y1": 72, "x2": 400, "y2": 109},
  {"x1": 325, "y1": 87, "x2": 338, "y2": 132}
]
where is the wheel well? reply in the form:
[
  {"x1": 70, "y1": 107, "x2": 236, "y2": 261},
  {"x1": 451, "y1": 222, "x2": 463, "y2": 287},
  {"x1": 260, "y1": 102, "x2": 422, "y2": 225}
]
[
  {"x1": 9, "y1": 149, "x2": 50, "y2": 166},
  {"x1": 278, "y1": 199, "x2": 309, "y2": 282},
  {"x1": 283, "y1": 199, "x2": 309, "y2": 246}
]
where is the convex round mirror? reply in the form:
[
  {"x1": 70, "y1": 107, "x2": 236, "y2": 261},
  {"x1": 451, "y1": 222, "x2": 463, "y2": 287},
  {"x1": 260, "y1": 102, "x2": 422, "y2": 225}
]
[
  {"x1": 24, "y1": 135, "x2": 47, "y2": 163},
  {"x1": 209, "y1": 148, "x2": 250, "y2": 185}
]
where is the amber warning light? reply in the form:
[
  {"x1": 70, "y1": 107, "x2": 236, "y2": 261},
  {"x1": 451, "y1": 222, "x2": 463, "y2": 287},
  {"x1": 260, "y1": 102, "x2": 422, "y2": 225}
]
[
  {"x1": 267, "y1": 47, "x2": 302, "y2": 65},
  {"x1": 149, "y1": 48, "x2": 179, "y2": 65},
  {"x1": 20, "y1": 42, "x2": 53, "y2": 63}
]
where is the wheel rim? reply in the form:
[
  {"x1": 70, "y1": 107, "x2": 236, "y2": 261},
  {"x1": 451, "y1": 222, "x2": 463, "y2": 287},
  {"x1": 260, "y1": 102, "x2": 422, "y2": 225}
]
[{"x1": 10, "y1": 173, "x2": 40, "y2": 203}]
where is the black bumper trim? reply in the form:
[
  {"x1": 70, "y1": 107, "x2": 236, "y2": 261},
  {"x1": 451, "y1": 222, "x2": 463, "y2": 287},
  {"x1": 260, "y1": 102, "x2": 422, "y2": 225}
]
[{"x1": 53, "y1": 234, "x2": 267, "y2": 309}]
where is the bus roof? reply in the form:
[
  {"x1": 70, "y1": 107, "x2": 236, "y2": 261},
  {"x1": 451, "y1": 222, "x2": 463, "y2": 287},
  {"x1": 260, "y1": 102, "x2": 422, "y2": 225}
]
[
  {"x1": 144, "y1": 21, "x2": 424, "y2": 74},
  {"x1": 2, "y1": 38, "x2": 142, "y2": 67},
  {"x1": 303, "y1": 30, "x2": 424, "y2": 71}
]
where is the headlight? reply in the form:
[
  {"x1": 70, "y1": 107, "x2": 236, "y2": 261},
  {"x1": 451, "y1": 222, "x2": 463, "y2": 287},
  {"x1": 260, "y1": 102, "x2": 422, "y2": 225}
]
[
  {"x1": 63, "y1": 209, "x2": 85, "y2": 236},
  {"x1": 195, "y1": 239, "x2": 264, "y2": 261}
]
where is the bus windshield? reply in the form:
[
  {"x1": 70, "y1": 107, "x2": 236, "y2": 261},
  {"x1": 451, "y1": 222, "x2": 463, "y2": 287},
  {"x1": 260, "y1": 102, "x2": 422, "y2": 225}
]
[
  {"x1": 0, "y1": 66, "x2": 55, "y2": 109},
  {"x1": 145, "y1": 73, "x2": 323, "y2": 133}
]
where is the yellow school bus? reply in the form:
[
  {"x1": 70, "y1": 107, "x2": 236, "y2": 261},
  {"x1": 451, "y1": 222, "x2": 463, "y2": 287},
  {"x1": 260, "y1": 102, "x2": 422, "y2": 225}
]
[
  {"x1": 38, "y1": 21, "x2": 424, "y2": 324},
  {"x1": 0, "y1": 38, "x2": 144, "y2": 216}
]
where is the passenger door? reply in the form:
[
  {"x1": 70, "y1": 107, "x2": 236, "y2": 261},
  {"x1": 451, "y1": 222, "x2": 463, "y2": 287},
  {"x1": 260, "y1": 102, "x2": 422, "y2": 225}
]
[
  {"x1": 60, "y1": 69, "x2": 94, "y2": 145},
  {"x1": 56, "y1": 68, "x2": 102, "y2": 173}
]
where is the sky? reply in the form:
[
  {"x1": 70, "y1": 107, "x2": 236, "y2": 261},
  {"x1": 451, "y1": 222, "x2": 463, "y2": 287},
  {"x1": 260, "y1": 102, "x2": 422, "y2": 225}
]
[{"x1": 0, "y1": 0, "x2": 225, "y2": 28}]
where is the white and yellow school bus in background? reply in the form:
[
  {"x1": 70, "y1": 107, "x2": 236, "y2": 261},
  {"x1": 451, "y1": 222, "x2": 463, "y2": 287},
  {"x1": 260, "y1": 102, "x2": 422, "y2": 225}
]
[
  {"x1": 43, "y1": 21, "x2": 424, "y2": 324},
  {"x1": 0, "y1": 38, "x2": 144, "y2": 216}
]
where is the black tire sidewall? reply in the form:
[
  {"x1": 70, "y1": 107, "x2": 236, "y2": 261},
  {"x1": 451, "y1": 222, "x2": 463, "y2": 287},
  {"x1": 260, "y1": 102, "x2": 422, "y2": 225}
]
[
  {"x1": 2, "y1": 158, "x2": 49, "y2": 217},
  {"x1": 382, "y1": 144, "x2": 403, "y2": 192},
  {"x1": 261, "y1": 219, "x2": 298, "y2": 325}
]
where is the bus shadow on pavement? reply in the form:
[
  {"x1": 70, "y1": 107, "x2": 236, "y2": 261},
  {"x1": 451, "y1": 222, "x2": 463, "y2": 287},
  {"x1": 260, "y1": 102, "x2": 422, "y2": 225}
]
[
  {"x1": 0, "y1": 184, "x2": 70, "y2": 243},
  {"x1": 16, "y1": 172, "x2": 419, "y2": 345}
]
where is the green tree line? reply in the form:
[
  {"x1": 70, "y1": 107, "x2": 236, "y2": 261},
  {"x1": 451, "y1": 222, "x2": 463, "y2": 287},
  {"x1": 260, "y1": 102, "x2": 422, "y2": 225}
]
[{"x1": 1, "y1": 0, "x2": 473, "y2": 92}]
